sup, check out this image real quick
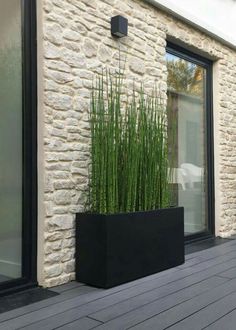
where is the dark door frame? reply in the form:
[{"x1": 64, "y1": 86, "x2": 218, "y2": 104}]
[
  {"x1": 166, "y1": 41, "x2": 215, "y2": 243},
  {"x1": 0, "y1": 0, "x2": 37, "y2": 295}
]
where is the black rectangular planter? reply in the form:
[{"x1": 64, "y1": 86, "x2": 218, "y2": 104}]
[{"x1": 76, "y1": 207, "x2": 184, "y2": 288}]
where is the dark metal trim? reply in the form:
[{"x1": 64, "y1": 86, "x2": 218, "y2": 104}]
[
  {"x1": 0, "y1": 0, "x2": 37, "y2": 294},
  {"x1": 166, "y1": 41, "x2": 215, "y2": 243},
  {"x1": 166, "y1": 41, "x2": 212, "y2": 67}
]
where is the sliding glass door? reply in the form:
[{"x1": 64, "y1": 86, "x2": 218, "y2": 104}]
[
  {"x1": 166, "y1": 43, "x2": 214, "y2": 240},
  {"x1": 0, "y1": 0, "x2": 22, "y2": 282},
  {"x1": 0, "y1": 0, "x2": 37, "y2": 292}
]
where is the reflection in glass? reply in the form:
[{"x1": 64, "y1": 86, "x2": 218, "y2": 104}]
[
  {"x1": 166, "y1": 52, "x2": 207, "y2": 235},
  {"x1": 0, "y1": 0, "x2": 22, "y2": 281}
]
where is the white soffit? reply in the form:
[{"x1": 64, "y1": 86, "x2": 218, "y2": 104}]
[{"x1": 145, "y1": 0, "x2": 236, "y2": 50}]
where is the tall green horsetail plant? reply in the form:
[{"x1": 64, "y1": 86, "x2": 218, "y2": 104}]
[{"x1": 88, "y1": 69, "x2": 172, "y2": 214}]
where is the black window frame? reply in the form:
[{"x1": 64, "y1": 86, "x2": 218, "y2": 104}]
[
  {"x1": 0, "y1": 0, "x2": 37, "y2": 295},
  {"x1": 166, "y1": 41, "x2": 215, "y2": 243}
]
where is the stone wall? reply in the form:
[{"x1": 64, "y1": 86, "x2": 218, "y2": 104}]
[{"x1": 38, "y1": 0, "x2": 236, "y2": 286}]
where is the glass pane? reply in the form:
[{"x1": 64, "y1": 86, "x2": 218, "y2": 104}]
[
  {"x1": 0, "y1": 0, "x2": 22, "y2": 281},
  {"x1": 166, "y1": 52, "x2": 207, "y2": 235}
]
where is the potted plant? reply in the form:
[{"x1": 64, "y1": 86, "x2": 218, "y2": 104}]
[{"x1": 76, "y1": 70, "x2": 184, "y2": 288}]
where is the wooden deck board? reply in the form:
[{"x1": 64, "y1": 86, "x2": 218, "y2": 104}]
[{"x1": 0, "y1": 239, "x2": 236, "y2": 329}]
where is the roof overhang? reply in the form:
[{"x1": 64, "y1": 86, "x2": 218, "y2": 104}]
[{"x1": 145, "y1": 0, "x2": 236, "y2": 51}]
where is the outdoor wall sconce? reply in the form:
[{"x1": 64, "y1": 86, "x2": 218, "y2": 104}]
[{"x1": 111, "y1": 15, "x2": 128, "y2": 38}]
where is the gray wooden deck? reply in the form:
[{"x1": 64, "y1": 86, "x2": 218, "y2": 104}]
[{"x1": 1, "y1": 238, "x2": 236, "y2": 329}]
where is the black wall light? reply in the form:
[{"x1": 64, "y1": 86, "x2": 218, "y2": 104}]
[{"x1": 111, "y1": 15, "x2": 128, "y2": 38}]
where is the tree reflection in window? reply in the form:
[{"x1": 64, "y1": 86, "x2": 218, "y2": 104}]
[{"x1": 166, "y1": 53, "x2": 204, "y2": 98}]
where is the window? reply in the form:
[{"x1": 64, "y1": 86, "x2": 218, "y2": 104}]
[
  {"x1": 0, "y1": 0, "x2": 37, "y2": 293},
  {"x1": 166, "y1": 42, "x2": 214, "y2": 239}
]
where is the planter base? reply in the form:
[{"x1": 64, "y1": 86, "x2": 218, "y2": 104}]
[{"x1": 76, "y1": 207, "x2": 184, "y2": 288}]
